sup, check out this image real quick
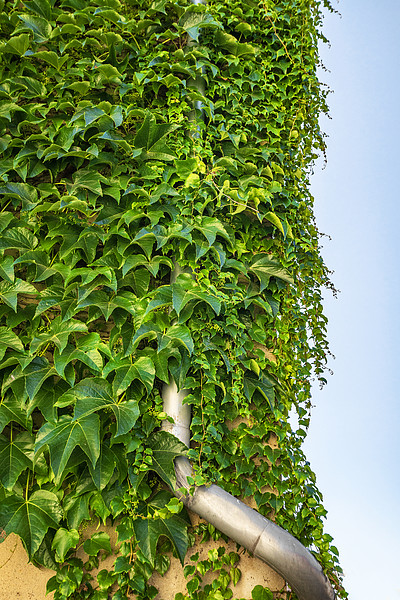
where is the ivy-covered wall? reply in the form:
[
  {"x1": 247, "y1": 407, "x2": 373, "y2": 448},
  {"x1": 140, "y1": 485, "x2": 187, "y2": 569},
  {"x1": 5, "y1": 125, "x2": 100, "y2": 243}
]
[{"x1": 0, "y1": 0, "x2": 346, "y2": 599}]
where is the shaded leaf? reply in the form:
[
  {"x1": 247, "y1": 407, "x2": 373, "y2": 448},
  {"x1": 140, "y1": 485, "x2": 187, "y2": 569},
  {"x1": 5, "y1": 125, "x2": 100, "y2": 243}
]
[
  {"x1": 172, "y1": 282, "x2": 221, "y2": 319},
  {"x1": 243, "y1": 373, "x2": 275, "y2": 411},
  {"x1": 147, "y1": 431, "x2": 187, "y2": 489},
  {"x1": 133, "y1": 490, "x2": 190, "y2": 566},
  {"x1": 263, "y1": 212, "x2": 285, "y2": 235},
  {"x1": 77, "y1": 290, "x2": 136, "y2": 321},
  {"x1": 54, "y1": 343, "x2": 103, "y2": 380},
  {"x1": 134, "y1": 111, "x2": 178, "y2": 161},
  {"x1": 194, "y1": 216, "x2": 231, "y2": 247},
  {"x1": 0, "y1": 431, "x2": 34, "y2": 490},
  {"x1": 158, "y1": 324, "x2": 194, "y2": 355},
  {"x1": 3, "y1": 357, "x2": 56, "y2": 401},
  {"x1": 88, "y1": 444, "x2": 116, "y2": 490}
]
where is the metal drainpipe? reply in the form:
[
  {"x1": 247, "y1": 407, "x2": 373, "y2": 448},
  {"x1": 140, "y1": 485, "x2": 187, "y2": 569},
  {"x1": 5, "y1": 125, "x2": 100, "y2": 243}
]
[{"x1": 160, "y1": 4, "x2": 336, "y2": 599}]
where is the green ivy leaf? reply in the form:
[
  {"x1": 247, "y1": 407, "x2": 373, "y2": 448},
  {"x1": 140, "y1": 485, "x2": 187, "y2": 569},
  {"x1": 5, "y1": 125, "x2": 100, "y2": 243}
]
[
  {"x1": 3, "y1": 357, "x2": 57, "y2": 401},
  {"x1": 0, "y1": 327, "x2": 25, "y2": 361},
  {"x1": 71, "y1": 106, "x2": 105, "y2": 127},
  {"x1": 249, "y1": 255, "x2": 294, "y2": 291},
  {"x1": 68, "y1": 169, "x2": 107, "y2": 197},
  {"x1": 0, "y1": 490, "x2": 63, "y2": 558},
  {"x1": 59, "y1": 378, "x2": 140, "y2": 438},
  {"x1": 0, "y1": 255, "x2": 15, "y2": 283},
  {"x1": 3, "y1": 33, "x2": 31, "y2": 56},
  {"x1": 0, "y1": 279, "x2": 37, "y2": 312},
  {"x1": 194, "y1": 216, "x2": 231, "y2": 247},
  {"x1": 172, "y1": 282, "x2": 221, "y2": 319},
  {"x1": 30, "y1": 317, "x2": 88, "y2": 354},
  {"x1": 51, "y1": 527, "x2": 80, "y2": 563},
  {"x1": 179, "y1": 11, "x2": 222, "y2": 42},
  {"x1": 241, "y1": 436, "x2": 264, "y2": 461},
  {"x1": 0, "y1": 103, "x2": 26, "y2": 122},
  {"x1": 243, "y1": 373, "x2": 275, "y2": 411},
  {"x1": 54, "y1": 343, "x2": 103, "y2": 380},
  {"x1": 0, "y1": 227, "x2": 37, "y2": 251},
  {"x1": 251, "y1": 586, "x2": 273, "y2": 600},
  {"x1": 17, "y1": 13, "x2": 52, "y2": 43},
  {"x1": 133, "y1": 490, "x2": 190, "y2": 566},
  {"x1": 76, "y1": 290, "x2": 137, "y2": 321},
  {"x1": 263, "y1": 212, "x2": 285, "y2": 235},
  {"x1": 124, "y1": 323, "x2": 161, "y2": 356},
  {"x1": 147, "y1": 431, "x2": 187, "y2": 489},
  {"x1": 64, "y1": 492, "x2": 92, "y2": 530},
  {"x1": 122, "y1": 254, "x2": 173, "y2": 278},
  {"x1": 158, "y1": 324, "x2": 194, "y2": 355},
  {"x1": 26, "y1": 380, "x2": 60, "y2": 423},
  {"x1": 83, "y1": 532, "x2": 112, "y2": 557},
  {"x1": 24, "y1": 0, "x2": 53, "y2": 21},
  {"x1": 35, "y1": 414, "x2": 100, "y2": 482},
  {"x1": 134, "y1": 111, "x2": 178, "y2": 161},
  {"x1": 0, "y1": 394, "x2": 28, "y2": 433},
  {"x1": 215, "y1": 30, "x2": 256, "y2": 57},
  {"x1": 0, "y1": 431, "x2": 35, "y2": 490},
  {"x1": 105, "y1": 356, "x2": 155, "y2": 396},
  {"x1": 88, "y1": 444, "x2": 116, "y2": 491}
]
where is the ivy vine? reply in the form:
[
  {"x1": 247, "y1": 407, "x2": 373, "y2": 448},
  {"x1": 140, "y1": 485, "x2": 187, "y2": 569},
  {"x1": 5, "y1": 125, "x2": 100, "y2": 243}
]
[{"x1": 0, "y1": 0, "x2": 346, "y2": 599}]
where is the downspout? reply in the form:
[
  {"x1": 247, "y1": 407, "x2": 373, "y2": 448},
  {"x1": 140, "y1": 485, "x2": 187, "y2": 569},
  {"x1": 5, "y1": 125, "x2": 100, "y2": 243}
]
[{"x1": 161, "y1": 5, "x2": 336, "y2": 599}]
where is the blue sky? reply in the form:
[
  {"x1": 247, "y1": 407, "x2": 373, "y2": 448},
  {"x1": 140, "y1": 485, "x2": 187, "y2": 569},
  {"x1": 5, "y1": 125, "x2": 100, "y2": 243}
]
[{"x1": 305, "y1": 1, "x2": 400, "y2": 599}]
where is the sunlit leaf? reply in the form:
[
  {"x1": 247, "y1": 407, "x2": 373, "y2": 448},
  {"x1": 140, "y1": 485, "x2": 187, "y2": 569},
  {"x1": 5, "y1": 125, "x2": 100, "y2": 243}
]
[
  {"x1": 0, "y1": 490, "x2": 62, "y2": 558},
  {"x1": 58, "y1": 378, "x2": 140, "y2": 438},
  {"x1": 249, "y1": 255, "x2": 294, "y2": 291},
  {"x1": 51, "y1": 527, "x2": 80, "y2": 563},
  {"x1": 35, "y1": 414, "x2": 100, "y2": 482},
  {"x1": 83, "y1": 531, "x2": 112, "y2": 556}
]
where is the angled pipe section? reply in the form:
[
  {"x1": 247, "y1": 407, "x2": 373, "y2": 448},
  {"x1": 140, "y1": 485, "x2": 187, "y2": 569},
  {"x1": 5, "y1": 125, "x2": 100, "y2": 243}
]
[
  {"x1": 161, "y1": 280, "x2": 335, "y2": 600},
  {"x1": 160, "y1": 2, "x2": 336, "y2": 598},
  {"x1": 172, "y1": 455, "x2": 336, "y2": 600}
]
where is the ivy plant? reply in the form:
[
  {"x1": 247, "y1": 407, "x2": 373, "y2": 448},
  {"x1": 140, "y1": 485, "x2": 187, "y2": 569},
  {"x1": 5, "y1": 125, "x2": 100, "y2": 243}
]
[{"x1": 0, "y1": 0, "x2": 346, "y2": 598}]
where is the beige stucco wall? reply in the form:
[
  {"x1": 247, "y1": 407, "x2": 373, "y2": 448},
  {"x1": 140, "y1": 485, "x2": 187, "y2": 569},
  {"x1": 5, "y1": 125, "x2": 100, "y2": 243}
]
[
  {"x1": 0, "y1": 511, "x2": 285, "y2": 600},
  {"x1": 1, "y1": 417, "x2": 284, "y2": 599},
  {"x1": 0, "y1": 533, "x2": 52, "y2": 600}
]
